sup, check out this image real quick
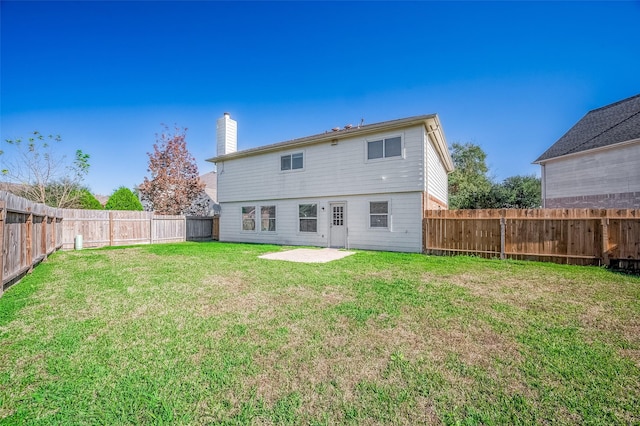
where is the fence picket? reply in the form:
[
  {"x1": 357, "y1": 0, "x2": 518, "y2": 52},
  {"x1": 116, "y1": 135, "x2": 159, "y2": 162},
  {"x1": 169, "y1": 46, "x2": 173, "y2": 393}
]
[
  {"x1": 1, "y1": 191, "x2": 220, "y2": 292},
  {"x1": 424, "y1": 208, "x2": 640, "y2": 269}
]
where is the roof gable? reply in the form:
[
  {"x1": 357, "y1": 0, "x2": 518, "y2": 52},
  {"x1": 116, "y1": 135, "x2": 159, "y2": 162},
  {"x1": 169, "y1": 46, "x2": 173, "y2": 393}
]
[{"x1": 535, "y1": 93, "x2": 640, "y2": 163}]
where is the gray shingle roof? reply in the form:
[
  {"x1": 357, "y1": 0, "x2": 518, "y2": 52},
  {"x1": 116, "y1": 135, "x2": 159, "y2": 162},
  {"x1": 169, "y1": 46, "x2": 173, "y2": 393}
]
[{"x1": 534, "y1": 93, "x2": 640, "y2": 163}]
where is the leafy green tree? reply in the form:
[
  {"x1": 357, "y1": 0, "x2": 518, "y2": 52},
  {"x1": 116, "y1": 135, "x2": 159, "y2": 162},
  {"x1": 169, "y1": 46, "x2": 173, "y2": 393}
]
[
  {"x1": 448, "y1": 142, "x2": 494, "y2": 209},
  {"x1": 75, "y1": 189, "x2": 103, "y2": 209},
  {"x1": 1, "y1": 131, "x2": 90, "y2": 207},
  {"x1": 105, "y1": 187, "x2": 143, "y2": 211},
  {"x1": 448, "y1": 143, "x2": 541, "y2": 209},
  {"x1": 496, "y1": 175, "x2": 541, "y2": 208}
]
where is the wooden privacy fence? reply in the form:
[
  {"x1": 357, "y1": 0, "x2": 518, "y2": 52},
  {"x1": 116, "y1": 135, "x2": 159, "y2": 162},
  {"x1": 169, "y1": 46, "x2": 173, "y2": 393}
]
[
  {"x1": 424, "y1": 209, "x2": 640, "y2": 268},
  {"x1": 187, "y1": 215, "x2": 218, "y2": 242},
  {"x1": 61, "y1": 211, "x2": 219, "y2": 249},
  {"x1": 1, "y1": 191, "x2": 220, "y2": 294},
  {"x1": 0, "y1": 192, "x2": 63, "y2": 295}
]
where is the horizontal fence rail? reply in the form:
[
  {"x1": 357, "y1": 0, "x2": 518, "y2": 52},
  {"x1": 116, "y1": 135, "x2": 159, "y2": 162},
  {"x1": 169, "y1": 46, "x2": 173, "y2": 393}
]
[
  {"x1": 424, "y1": 208, "x2": 640, "y2": 268},
  {"x1": 61, "y1": 212, "x2": 219, "y2": 249},
  {"x1": 0, "y1": 192, "x2": 64, "y2": 294},
  {"x1": 1, "y1": 191, "x2": 220, "y2": 294}
]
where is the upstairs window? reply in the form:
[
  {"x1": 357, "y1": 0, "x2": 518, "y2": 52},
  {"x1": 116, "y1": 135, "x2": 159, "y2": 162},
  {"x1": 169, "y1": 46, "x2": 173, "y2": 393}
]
[
  {"x1": 369, "y1": 201, "x2": 389, "y2": 228},
  {"x1": 281, "y1": 152, "x2": 304, "y2": 170},
  {"x1": 367, "y1": 136, "x2": 402, "y2": 160}
]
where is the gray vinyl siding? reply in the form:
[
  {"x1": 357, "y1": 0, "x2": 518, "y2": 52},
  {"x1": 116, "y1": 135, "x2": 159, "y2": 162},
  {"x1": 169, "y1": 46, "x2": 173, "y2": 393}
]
[
  {"x1": 219, "y1": 192, "x2": 423, "y2": 253},
  {"x1": 217, "y1": 126, "x2": 426, "y2": 203},
  {"x1": 543, "y1": 141, "x2": 640, "y2": 199}
]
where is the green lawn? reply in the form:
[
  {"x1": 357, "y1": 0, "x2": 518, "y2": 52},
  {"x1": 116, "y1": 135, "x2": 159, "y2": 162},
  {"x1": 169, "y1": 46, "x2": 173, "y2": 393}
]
[{"x1": 1, "y1": 242, "x2": 639, "y2": 425}]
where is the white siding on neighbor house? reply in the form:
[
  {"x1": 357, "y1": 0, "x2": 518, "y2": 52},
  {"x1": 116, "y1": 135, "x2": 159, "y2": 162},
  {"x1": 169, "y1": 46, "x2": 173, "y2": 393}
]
[
  {"x1": 219, "y1": 192, "x2": 423, "y2": 253},
  {"x1": 543, "y1": 141, "x2": 640, "y2": 198},
  {"x1": 217, "y1": 125, "x2": 427, "y2": 203},
  {"x1": 426, "y1": 132, "x2": 449, "y2": 205}
]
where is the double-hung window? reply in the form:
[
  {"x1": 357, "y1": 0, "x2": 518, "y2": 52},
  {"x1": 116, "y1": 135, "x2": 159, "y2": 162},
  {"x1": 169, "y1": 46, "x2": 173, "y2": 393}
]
[
  {"x1": 369, "y1": 201, "x2": 389, "y2": 228},
  {"x1": 281, "y1": 152, "x2": 304, "y2": 170},
  {"x1": 242, "y1": 206, "x2": 256, "y2": 231},
  {"x1": 261, "y1": 206, "x2": 276, "y2": 232},
  {"x1": 243, "y1": 205, "x2": 276, "y2": 232},
  {"x1": 299, "y1": 204, "x2": 317, "y2": 232},
  {"x1": 367, "y1": 136, "x2": 402, "y2": 160}
]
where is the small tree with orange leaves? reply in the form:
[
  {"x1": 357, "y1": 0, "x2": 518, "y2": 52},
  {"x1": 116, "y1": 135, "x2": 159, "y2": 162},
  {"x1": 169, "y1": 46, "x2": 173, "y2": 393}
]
[{"x1": 138, "y1": 126, "x2": 205, "y2": 215}]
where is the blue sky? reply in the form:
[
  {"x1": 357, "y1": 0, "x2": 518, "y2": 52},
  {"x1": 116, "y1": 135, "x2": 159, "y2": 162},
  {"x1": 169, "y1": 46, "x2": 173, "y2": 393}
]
[{"x1": 2, "y1": 1, "x2": 639, "y2": 196}]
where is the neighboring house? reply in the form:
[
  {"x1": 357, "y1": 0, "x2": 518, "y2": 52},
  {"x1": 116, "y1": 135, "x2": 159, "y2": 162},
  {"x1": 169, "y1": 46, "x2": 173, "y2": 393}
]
[
  {"x1": 188, "y1": 171, "x2": 220, "y2": 216},
  {"x1": 534, "y1": 94, "x2": 640, "y2": 208},
  {"x1": 95, "y1": 194, "x2": 109, "y2": 206},
  {"x1": 206, "y1": 112, "x2": 453, "y2": 253},
  {"x1": 0, "y1": 182, "x2": 27, "y2": 195}
]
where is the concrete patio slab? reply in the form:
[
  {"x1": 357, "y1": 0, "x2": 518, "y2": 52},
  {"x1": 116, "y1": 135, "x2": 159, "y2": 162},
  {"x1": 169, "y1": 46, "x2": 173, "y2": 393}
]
[{"x1": 258, "y1": 248, "x2": 355, "y2": 263}]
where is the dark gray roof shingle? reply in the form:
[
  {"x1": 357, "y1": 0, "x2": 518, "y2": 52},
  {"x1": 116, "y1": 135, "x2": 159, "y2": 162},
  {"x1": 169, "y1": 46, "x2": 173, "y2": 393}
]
[{"x1": 534, "y1": 93, "x2": 640, "y2": 163}]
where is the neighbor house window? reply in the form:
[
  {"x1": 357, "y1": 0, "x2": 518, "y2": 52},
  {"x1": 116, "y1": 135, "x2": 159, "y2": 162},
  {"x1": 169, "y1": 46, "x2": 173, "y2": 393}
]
[
  {"x1": 281, "y1": 152, "x2": 304, "y2": 170},
  {"x1": 369, "y1": 201, "x2": 389, "y2": 228},
  {"x1": 261, "y1": 206, "x2": 276, "y2": 232},
  {"x1": 367, "y1": 136, "x2": 402, "y2": 160},
  {"x1": 299, "y1": 204, "x2": 317, "y2": 232},
  {"x1": 242, "y1": 206, "x2": 255, "y2": 231}
]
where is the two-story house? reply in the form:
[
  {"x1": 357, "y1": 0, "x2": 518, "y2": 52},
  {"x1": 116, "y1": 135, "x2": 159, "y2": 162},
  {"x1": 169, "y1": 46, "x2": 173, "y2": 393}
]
[{"x1": 206, "y1": 113, "x2": 453, "y2": 253}]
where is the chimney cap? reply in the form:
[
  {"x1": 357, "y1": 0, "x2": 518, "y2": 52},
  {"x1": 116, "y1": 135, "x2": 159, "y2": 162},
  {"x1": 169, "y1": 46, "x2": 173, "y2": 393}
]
[{"x1": 223, "y1": 112, "x2": 230, "y2": 117}]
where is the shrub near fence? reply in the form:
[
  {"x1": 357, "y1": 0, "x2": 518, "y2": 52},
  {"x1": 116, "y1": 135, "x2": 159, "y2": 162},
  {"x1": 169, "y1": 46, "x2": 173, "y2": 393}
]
[{"x1": 424, "y1": 208, "x2": 640, "y2": 268}]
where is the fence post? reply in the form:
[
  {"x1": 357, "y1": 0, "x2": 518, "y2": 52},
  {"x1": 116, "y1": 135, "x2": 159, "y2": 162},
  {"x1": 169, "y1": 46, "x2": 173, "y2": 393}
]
[
  {"x1": 500, "y1": 216, "x2": 506, "y2": 260},
  {"x1": 41, "y1": 214, "x2": 48, "y2": 259},
  {"x1": 150, "y1": 213, "x2": 154, "y2": 245},
  {"x1": 0, "y1": 201, "x2": 5, "y2": 294},
  {"x1": 52, "y1": 209, "x2": 57, "y2": 250},
  {"x1": 54, "y1": 209, "x2": 60, "y2": 250},
  {"x1": 109, "y1": 211, "x2": 114, "y2": 247},
  {"x1": 26, "y1": 208, "x2": 33, "y2": 272},
  {"x1": 51, "y1": 212, "x2": 56, "y2": 252},
  {"x1": 601, "y1": 217, "x2": 610, "y2": 266},
  {"x1": 422, "y1": 217, "x2": 427, "y2": 254}
]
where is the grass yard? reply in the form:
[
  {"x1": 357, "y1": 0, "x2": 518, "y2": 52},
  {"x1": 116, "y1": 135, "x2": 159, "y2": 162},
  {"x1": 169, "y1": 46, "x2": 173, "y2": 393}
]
[{"x1": 0, "y1": 242, "x2": 639, "y2": 425}]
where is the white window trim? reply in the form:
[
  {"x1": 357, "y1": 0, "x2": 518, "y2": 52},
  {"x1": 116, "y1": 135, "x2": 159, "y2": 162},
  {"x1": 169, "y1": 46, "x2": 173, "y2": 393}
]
[
  {"x1": 241, "y1": 204, "x2": 278, "y2": 233},
  {"x1": 297, "y1": 202, "x2": 319, "y2": 234},
  {"x1": 280, "y1": 150, "x2": 306, "y2": 173},
  {"x1": 364, "y1": 134, "x2": 405, "y2": 163},
  {"x1": 368, "y1": 199, "x2": 391, "y2": 231}
]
